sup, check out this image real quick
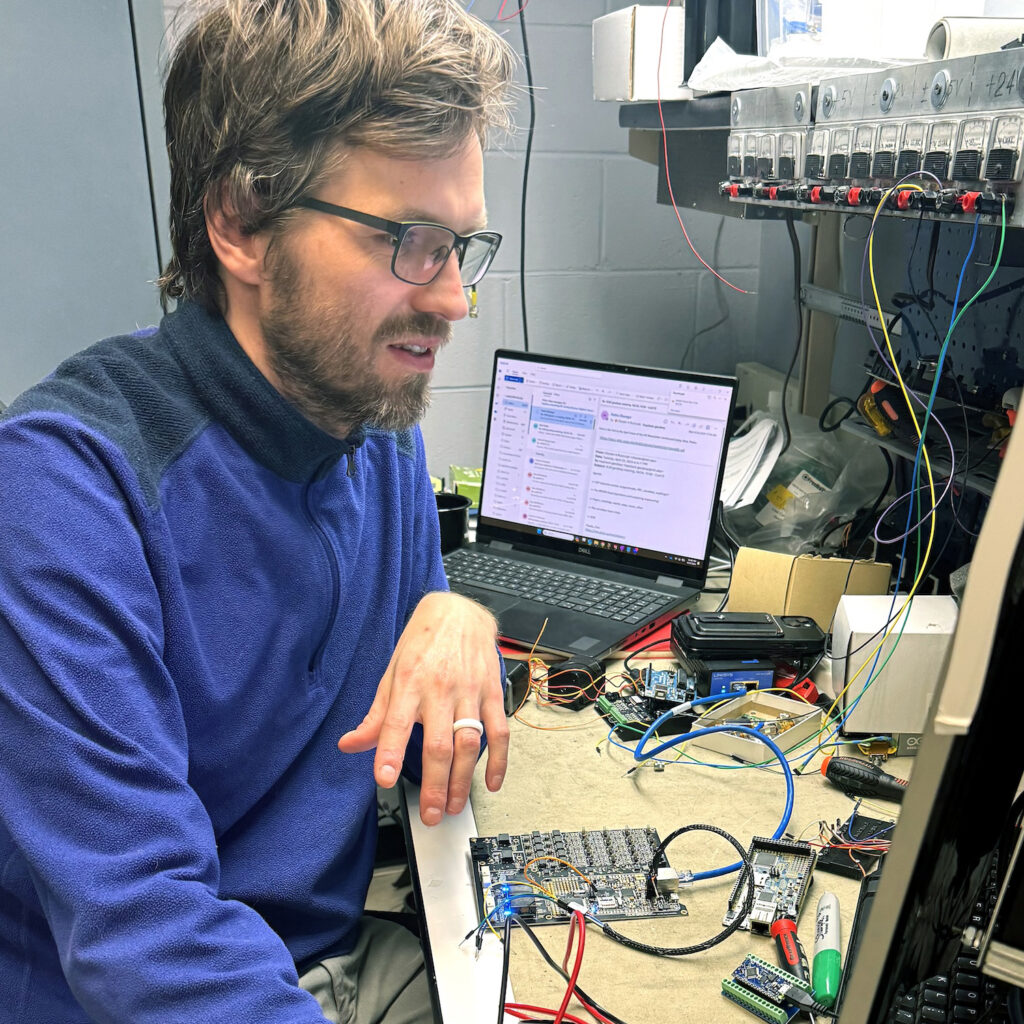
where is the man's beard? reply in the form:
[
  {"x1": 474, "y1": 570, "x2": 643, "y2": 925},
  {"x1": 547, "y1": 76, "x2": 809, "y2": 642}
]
[{"x1": 259, "y1": 247, "x2": 450, "y2": 437}]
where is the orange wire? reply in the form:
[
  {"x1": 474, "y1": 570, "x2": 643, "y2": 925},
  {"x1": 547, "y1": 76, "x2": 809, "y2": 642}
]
[{"x1": 523, "y1": 856, "x2": 593, "y2": 896}]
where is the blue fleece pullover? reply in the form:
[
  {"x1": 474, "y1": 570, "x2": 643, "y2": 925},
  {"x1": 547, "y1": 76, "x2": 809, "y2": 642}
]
[{"x1": 0, "y1": 302, "x2": 449, "y2": 1022}]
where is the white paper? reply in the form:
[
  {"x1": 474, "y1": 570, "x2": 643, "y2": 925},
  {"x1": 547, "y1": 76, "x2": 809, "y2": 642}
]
[{"x1": 721, "y1": 418, "x2": 783, "y2": 510}]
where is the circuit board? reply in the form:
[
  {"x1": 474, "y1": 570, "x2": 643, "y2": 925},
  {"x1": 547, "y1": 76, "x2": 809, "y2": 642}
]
[
  {"x1": 815, "y1": 811, "x2": 894, "y2": 878},
  {"x1": 723, "y1": 837, "x2": 817, "y2": 933},
  {"x1": 468, "y1": 827, "x2": 686, "y2": 926},
  {"x1": 595, "y1": 691, "x2": 695, "y2": 739},
  {"x1": 721, "y1": 954, "x2": 811, "y2": 1024}
]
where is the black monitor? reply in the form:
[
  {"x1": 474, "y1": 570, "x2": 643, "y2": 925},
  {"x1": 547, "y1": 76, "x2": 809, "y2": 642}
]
[{"x1": 838, "y1": 429, "x2": 1024, "y2": 1022}]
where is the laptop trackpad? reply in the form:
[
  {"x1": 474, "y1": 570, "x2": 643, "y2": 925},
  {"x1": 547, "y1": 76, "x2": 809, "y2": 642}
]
[{"x1": 469, "y1": 591, "x2": 520, "y2": 617}]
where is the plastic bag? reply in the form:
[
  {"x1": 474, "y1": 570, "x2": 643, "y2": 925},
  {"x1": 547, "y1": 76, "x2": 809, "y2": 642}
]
[{"x1": 724, "y1": 410, "x2": 886, "y2": 555}]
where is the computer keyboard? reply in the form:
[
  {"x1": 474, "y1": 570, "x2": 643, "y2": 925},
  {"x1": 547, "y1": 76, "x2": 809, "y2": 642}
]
[{"x1": 443, "y1": 549, "x2": 668, "y2": 624}]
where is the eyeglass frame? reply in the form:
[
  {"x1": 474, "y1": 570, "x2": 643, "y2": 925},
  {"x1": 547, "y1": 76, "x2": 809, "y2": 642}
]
[{"x1": 290, "y1": 197, "x2": 502, "y2": 288}]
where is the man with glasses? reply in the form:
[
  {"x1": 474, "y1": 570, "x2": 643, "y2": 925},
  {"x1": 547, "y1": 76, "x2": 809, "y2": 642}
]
[{"x1": 0, "y1": 2, "x2": 514, "y2": 1022}]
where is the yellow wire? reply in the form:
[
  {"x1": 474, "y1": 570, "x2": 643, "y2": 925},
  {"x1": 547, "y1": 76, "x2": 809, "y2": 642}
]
[{"x1": 816, "y1": 185, "x2": 937, "y2": 739}]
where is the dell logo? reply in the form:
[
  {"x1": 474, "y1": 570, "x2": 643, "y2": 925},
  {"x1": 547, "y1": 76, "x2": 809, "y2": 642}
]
[{"x1": 577, "y1": 546, "x2": 591, "y2": 556}]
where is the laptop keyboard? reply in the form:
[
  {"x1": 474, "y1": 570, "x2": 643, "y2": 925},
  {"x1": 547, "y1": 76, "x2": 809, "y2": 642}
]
[{"x1": 443, "y1": 549, "x2": 669, "y2": 624}]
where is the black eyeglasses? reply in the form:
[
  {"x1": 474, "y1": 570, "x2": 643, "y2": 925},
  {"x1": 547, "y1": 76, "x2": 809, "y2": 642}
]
[{"x1": 291, "y1": 198, "x2": 502, "y2": 287}]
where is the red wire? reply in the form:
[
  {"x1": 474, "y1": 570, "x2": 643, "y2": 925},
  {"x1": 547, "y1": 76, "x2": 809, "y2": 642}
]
[
  {"x1": 561, "y1": 910, "x2": 578, "y2": 972},
  {"x1": 656, "y1": 0, "x2": 750, "y2": 294},
  {"x1": 554, "y1": 911, "x2": 586, "y2": 1024},
  {"x1": 496, "y1": 0, "x2": 530, "y2": 20},
  {"x1": 504, "y1": 1005, "x2": 589, "y2": 1024}
]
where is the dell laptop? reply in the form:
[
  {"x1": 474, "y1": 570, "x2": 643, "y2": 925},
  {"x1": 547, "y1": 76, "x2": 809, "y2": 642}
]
[{"x1": 443, "y1": 350, "x2": 737, "y2": 660}]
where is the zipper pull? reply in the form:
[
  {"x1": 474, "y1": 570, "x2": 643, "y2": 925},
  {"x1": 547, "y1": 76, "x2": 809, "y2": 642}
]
[{"x1": 345, "y1": 446, "x2": 357, "y2": 477}]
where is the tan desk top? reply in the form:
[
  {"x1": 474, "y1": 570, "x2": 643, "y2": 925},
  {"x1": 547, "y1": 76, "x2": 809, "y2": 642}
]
[{"x1": 468, "y1": 682, "x2": 909, "y2": 1024}]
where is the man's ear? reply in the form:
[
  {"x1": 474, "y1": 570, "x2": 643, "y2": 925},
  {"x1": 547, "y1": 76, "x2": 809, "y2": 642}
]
[{"x1": 205, "y1": 197, "x2": 268, "y2": 288}]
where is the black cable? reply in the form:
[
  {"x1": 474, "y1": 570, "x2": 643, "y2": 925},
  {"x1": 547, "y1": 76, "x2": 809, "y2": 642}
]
[
  {"x1": 622, "y1": 634, "x2": 672, "y2": 675},
  {"x1": 496, "y1": 912, "x2": 512, "y2": 1024},
  {"x1": 818, "y1": 395, "x2": 858, "y2": 432},
  {"x1": 595, "y1": 824, "x2": 752, "y2": 957},
  {"x1": 507, "y1": 916, "x2": 632, "y2": 1024},
  {"x1": 780, "y1": 213, "x2": 803, "y2": 457},
  {"x1": 714, "y1": 504, "x2": 735, "y2": 613},
  {"x1": 517, "y1": 5, "x2": 535, "y2": 353},
  {"x1": 681, "y1": 216, "x2": 729, "y2": 369}
]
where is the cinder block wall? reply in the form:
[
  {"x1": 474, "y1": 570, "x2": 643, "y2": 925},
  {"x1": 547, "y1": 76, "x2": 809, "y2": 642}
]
[{"x1": 422, "y1": 0, "x2": 781, "y2": 479}]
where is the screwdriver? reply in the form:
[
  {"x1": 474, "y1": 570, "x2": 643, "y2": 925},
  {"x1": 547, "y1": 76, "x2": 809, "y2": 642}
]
[
  {"x1": 770, "y1": 916, "x2": 809, "y2": 983},
  {"x1": 820, "y1": 754, "x2": 907, "y2": 802}
]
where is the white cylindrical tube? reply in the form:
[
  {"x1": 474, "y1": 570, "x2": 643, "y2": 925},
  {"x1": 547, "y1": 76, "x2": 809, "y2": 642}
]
[{"x1": 926, "y1": 17, "x2": 1024, "y2": 61}]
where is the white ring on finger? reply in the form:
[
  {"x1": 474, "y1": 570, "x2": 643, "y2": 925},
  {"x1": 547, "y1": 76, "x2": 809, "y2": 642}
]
[{"x1": 452, "y1": 717, "x2": 484, "y2": 735}]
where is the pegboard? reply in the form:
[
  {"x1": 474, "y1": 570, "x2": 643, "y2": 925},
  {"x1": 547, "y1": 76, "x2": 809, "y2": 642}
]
[{"x1": 882, "y1": 217, "x2": 1024, "y2": 402}]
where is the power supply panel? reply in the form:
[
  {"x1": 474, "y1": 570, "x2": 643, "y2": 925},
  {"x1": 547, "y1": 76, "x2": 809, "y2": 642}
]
[{"x1": 720, "y1": 51, "x2": 1024, "y2": 227}]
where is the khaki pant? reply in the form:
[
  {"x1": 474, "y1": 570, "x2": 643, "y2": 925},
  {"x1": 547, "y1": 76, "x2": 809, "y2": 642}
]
[{"x1": 298, "y1": 916, "x2": 434, "y2": 1024}]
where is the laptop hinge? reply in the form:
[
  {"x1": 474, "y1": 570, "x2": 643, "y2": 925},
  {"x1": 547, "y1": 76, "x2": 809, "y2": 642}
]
[
  {"x1": 656, "y1": 576, "x2": 685, "y2": 589},
  {"x1": 487, "y1": 541, "x2": 514, "y2": 551}
]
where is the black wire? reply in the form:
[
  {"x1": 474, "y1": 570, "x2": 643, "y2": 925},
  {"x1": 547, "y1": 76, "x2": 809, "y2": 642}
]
[
  {"x1": 818, "y1": 395, "x2": 858, "y2": 432},
  {"x1": 780, "y1": 213, "x2": 803, "y2": 457},
  {"x1": 714, "y1": 504, "x2": 735, "y2": 613},
  {"x1": 507, "y1": 916, "x2": 632, "y2": 1024},
  {"x1": 517, "y1": 5, "x2": 535, "y2": 353},
  {"x1": 597, "y1": 824, "x2": 752, "y2": 957},
  {"x1": 681, "y1": 217, "x2": 729, "y2": 369},
  {"x1": 497, "y1": 912, "x2": 512, "y2": 1024},
  {"x1": 622, "y1": 634, "x2": 672, "y2": 675}
]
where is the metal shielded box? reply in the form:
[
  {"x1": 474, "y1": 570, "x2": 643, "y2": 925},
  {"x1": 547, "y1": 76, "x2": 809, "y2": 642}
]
[{"x1": 831, "y1": 594, "x2": 959, "y2": 737}]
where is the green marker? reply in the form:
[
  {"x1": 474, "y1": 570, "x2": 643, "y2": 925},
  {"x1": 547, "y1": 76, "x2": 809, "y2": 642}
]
[{"x1": 812, "y1": 892, "x2": 842, "y2": 1008}]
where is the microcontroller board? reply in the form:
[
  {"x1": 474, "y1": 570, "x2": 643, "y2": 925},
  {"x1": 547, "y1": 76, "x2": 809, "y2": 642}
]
[
  {"x1": 723, "y1": 837, "x2": 817, "y2": 933},
  {"x1": 721, "y1": 954, "x2": 812, "y2": 1024},
  {"x1": 468, "y1": 826, "x2": 686, "y2": 926}
]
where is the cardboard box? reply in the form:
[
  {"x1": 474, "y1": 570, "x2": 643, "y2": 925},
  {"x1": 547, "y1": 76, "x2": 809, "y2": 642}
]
[
  {"x1": 727, "y1": 547, "x2": 892, "y2": 633},
  {"x1": 831, "y1": 595, "x2": 958, "y2": 736},
  {"x1": 688, "y1": 691, "x2": 825, "y2": 763},
  {"x1": 592, "y1": 5, "x2": 691, "y2": 102}
]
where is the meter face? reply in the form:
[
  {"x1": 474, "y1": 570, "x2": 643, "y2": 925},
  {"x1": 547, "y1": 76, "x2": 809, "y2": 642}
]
[
  {"x1": 876, "y1": 124, "x2": 899, "y2": 152},
  {"x1": 853, "y1": 125, "x2": 874, "y2": 152},
  {"x1": 902, "y1": 122, "x2": 927, "y2": 151},
  {"x1": 991, "y1": 116, "x2": 1022, "y2": 152},
  {"x1": 830, "y1": 127, "x2": 851, "y2": 155},
  {"x1": 928, "y1": 122, "x2": 956, "y2": 153},
  {"x1": 958, "y1": 118, "x2": 990, "y2": 153}
]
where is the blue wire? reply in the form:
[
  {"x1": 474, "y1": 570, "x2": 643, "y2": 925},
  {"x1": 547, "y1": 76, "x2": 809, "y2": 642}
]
[
  {"x1": 464, "y1": 0, "x2": 477, "y2": 10},
  {"x1": 633, "y1": 700, "x2": 795, "y2": 880},
  {"x1": 805, "y1": 213, "x2": 983, "y2": 771}
]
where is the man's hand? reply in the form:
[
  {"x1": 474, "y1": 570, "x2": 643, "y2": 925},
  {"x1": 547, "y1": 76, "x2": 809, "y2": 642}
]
[{"x1": 337, "y1": 591, "x2": 508, "y2": 826}]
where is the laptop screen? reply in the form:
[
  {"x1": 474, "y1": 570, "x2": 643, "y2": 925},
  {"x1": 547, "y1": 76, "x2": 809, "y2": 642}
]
[{"x1": 476, "y1": 350, "x2": 736, "y2": 583}]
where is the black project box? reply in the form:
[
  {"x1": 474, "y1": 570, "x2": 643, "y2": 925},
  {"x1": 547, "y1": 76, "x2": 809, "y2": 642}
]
[{"x1": 671, "y1": 612, "x2": 825, "y2": 662}]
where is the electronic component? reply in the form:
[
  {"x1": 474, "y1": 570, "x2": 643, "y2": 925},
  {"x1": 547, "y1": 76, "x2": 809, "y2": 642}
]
[
  {"x1": 721, "y1": 954, "x2": 816, "y2": 1024},
  {"x1": 640, "y1": 665, "x2": 695, "y2": 703},
  {"x1": 724, "y1": 837, "x2": 817, "y2": 933},
  {"x1": 468, "y1": 827, "x2": 686, "y2": 926},
  {"x1": 689, "y1": 692, "x2": 824, "y2": 764},
  {"x1": 671, "y1": 612, "x2": 825, "y2": 663},
  {"x1": 675, "y1": 652, "x2": 775, "y2": 698},
  {"x1": 543, "y1": 655, "x2": 605, "y2": 711},
  {"x1": 815, "y1": 810, "x2": 894, "y2": 879},
  {"x1": 595, "y1": 692, "x2": 695, "y2": 740}
]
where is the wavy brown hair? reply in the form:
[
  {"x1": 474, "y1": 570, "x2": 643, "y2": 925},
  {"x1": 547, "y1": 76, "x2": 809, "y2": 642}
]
[{"x1": 158, "y1": 0, "x2": 515, "y2": 312}]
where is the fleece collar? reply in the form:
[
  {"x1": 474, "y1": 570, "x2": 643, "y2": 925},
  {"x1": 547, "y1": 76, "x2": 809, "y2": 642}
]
[{"x1": 163, "y1": 301, "x2": 365, "y2": 482}]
